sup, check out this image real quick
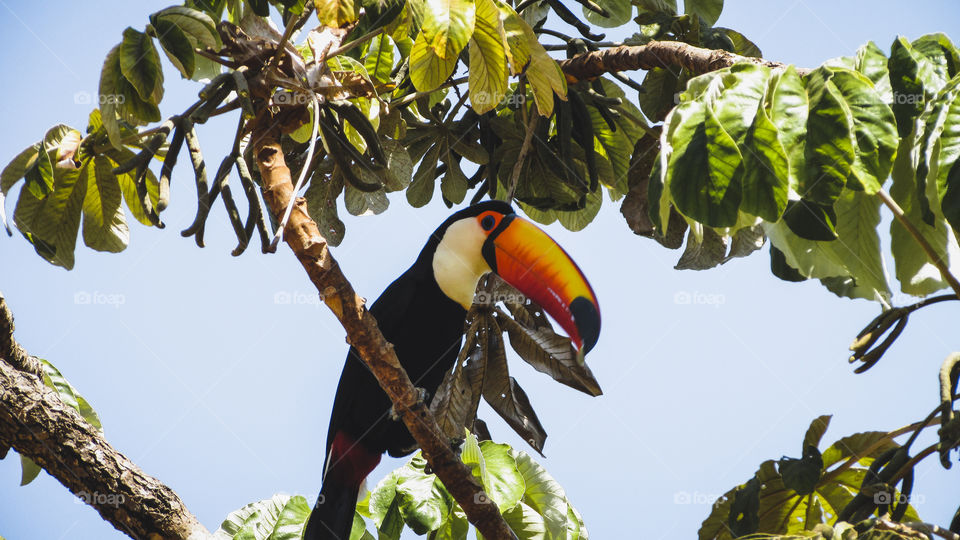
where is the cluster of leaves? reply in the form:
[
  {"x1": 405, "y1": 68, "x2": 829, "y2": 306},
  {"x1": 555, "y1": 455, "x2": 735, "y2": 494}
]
[
  {"x1": 212, "y1": 433, "x2": 587, "y2": 540},
  {"x1": 5, "y1": 359, "x2": 103, "y2": 486},
  {"x1": 0, "y1": 113, "x2": 161, "y2": 269},
  {"x1": 430, "y1": 275, "x2": 602, "y2": 455},
  {"x1": 699, "y1": 416, "x2": 923, "y2": 540},
  {"x1": 643, "y1": 34, "x2": 960, "y2": 303}
]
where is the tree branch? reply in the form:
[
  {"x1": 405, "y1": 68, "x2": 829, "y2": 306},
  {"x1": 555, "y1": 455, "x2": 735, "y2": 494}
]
[
  {"x1": 557, "y1": 39, "x2": 803, "y2": 81},
  {"x1": 250, "y1": 119, "x2": 516, "y2": 540},
  {"x1": 0, "y1": 320, "x2": 210, "y2": 539}
]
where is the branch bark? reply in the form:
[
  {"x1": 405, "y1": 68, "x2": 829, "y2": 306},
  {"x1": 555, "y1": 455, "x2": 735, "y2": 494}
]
[
  {"x1": 558, "y1": 39, "x2": 803, "y2": 81},
  {"x1": 0, "y1": 299, "x2": 210, "y2": 540},
  {"x1": 250, "y1": 120, "x2": 516, "y2": 540}
]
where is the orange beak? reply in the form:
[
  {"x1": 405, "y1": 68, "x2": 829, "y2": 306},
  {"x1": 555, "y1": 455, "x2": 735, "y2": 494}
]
[{"x1": 482, "y1": 214, "x2": 600, "y2": 355}]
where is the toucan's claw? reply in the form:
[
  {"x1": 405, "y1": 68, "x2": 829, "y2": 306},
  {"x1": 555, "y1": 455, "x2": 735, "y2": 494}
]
[{"x1": 389, "y1": 387, "x2": 429, "y2": 421}]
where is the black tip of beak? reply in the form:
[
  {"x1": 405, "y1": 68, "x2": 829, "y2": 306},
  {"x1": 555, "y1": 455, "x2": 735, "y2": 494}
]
[{"x1": 570, "y1": 296, "x2": 600, "y2": 354}]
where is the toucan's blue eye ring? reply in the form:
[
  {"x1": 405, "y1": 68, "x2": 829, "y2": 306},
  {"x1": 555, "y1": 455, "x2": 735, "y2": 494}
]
[{"x1": 480, "y1": 215, "x2": 496, "y2": 231}]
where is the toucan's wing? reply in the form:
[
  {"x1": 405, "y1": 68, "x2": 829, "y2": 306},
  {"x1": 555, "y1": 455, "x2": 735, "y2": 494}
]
[{"x1": 322, "y1": 268, "x2": 421, "y2": 474}]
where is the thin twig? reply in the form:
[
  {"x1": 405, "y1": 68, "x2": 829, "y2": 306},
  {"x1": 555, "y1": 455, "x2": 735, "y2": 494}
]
[
  {"x1": 877, "y1": 188, "x2": 960, "y2": 298},
  {"x1": 392, "y1": 77, "x2": 469, "y2": 108}
]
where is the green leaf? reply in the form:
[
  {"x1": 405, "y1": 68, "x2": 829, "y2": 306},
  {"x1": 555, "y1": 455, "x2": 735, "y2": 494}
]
[
  {"x1": 1, "y1": 144, "x2": 40, "y2": 195},
  {"x1": 587, "y1": 79, "x2": 648, "y2": 194},
  {"x1": 929, "y1": 75, "x2": 960, "y2": 236},
  {"x1": 684, "y1": 0, "x2": 722, "y2": 26},
  {"x1": 740, "y1": 98, "x2": 789, "y2": 221},
  {"x1": 765, "y1": 189, "x2": 890, "y2": 301},
  {"x1": 151, "y1": 6, "x2": 221, "y2": 49},
  {"x1": 513, "y1": 451, "x2": 568, "y2": 539},
  {"x1": 765, "y1": 66, "x2": 808, "y2": 191},
  {"x1": 889, "y1": 134, "x2": 959, "y2": 296},
  {"x1": 782, "y1": 198, "x2": 837, "y2": 242},
  {"x1": 81, "y1": 156, "x2": 129, "y2": 253},
  {"x1": 503, "y1": 502, "x2": 547, "y2": 540},
  {"x1": 828, "y1": 69, "x2": 897, "y2": 193},
  {"x1": 99, "y1": 44, "x2": 161, "y2": 149},
  {"x1": 468, "y1": 0, "x2": 508, "y2": 114},
  {"x1": 583, "y1": 0, "x2": 632, "y2": 28},
  {"x1": 364, "y1": 33, "x2": 395, "y2": 84},
  {"x1": 440, "y1": 146, "x2": 469, "y2": 204},
  {"x1": 39, "y1": 359, "x2": 103, "y2": 430},
  {"x1": 152, "y1": 18, "x2": 196, "y2": 79},
  {"x1": 394, "y1": 462, "x2": 451, "y2": 534},
  {"x1": 344, "y1": 182, "x2": 389, "y2": 215},
  {"x1": 496, "y1": 0, "x2": 565, "y2": 115},
  {"x1": 214, "y1": 493, "x2": 310, "y2": 540},
  {"x1": 667, "y1": 102, "x2": 743, "y2": 227},
  {"x1": 802, "y1": 68, "x2": 854, "y2": 205},
  {"x1": 778, "y1": 446, "x2": 823, "y2": 496},
  {"x1": 407, "y1": 142, "x2": 441, "y2": 207},
  {"x1": 19, "y1": 455, "x2": 42, "y2": 486},
  {"x1": 410, "y1": 31, "x2": 460, "y2": 92},
  {"x1": 634, "y1": 0, "x2": 676, "y2": 16},
  {"x1": 420, "y1": 0, "x2": 476, "y2": 59},
  {"x1": 305, "y1": 168, "x2": 346, "y2": 246},
  {"x1": 316, "y1": 0, "x2": 359, "y2": 27},
  {"x1": 18, "y1": 162, "x2": 87, "y2": 269},
  {"x1": 119, "y1": 27, "x2": 164, "y2": 105},
  {"x1": 477, "y1": 440, "x2": 524, "y2": 512},
  {"x1": 379, "y1": 138, "x2": 414, "y2": 191},
  {"x1": 102, "y1": 150, "x2": 160, "y2": 227}
]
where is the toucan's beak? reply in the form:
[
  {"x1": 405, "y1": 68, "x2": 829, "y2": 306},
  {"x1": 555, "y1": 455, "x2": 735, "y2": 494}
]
[{"x1": 482, "y1": 214, "x2": 600, "y2": 355}]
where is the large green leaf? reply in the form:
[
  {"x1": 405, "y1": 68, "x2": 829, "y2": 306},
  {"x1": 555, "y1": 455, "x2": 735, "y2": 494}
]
[
  {"x1": 765, "y1": 189, "x2": 890, "y2": 302},
  {"x1": 684, "y1": 0, "x2": 723, "y2": 26},
  {"x1": 364, "y1": 33, "x2": 395, "y2": 84},
  {"x1": 802, "y1": 68, "x2": 854, "y2": 205},
  {"x1": 666, "y1": 101, "x2": 743, "y2": 227},
  {"x1": 495, "y1": 0, "x2": 565, "y2": 115},
  {"x1": 305, "y1": 167, "x2": 346, "y2": 246},
  {"x1": 151, "y1": 17, "x2": 196, "y2": 79},
  {"x1": 316, "y1": 0, "x2": 359, "y2": 27},
  {"x1": 582, "y1": 0, "x2": 632, "y2": 28},
  {"x1": 468, "y1": 0, "x2": 508, "y2": 114},
  {"x1": 119, "y1": 27, "x2": 164, "y2": 105},
  {"x1": 739, "y1": 99, "x2": 789, "y2": 221},
  {"x1": 150, "y1": 6, "x2": 221, "y2": 49},
  {"x1": 214, "y1": 494, "x2": 310, "y2": 540},
  {"x1": 99, "y1": 44, "x2": 162, "y2": 149},
  {"x1": 926, "y1": 75, "x2": 960, "y2": 236},
  {"x1": 15, "y1": 157, "x2": 88, "y2": 269},
  {"x1": 889, "y1": 134, "x2": 959, "y2": 296},
  {"x1": 81, "y1": 156, "x2": 129, "y2": 252},
  {"x1": 828, "y1": 69, "x2": 898, "y2": 193}
]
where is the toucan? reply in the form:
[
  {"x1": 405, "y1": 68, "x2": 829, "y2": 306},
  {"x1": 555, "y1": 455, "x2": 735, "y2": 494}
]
[{"x1": 303, "y1": 201, "x2": 600, "y2": 540}]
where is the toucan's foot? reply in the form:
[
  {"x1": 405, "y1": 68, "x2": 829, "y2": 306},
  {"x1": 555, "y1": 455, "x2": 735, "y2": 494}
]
[{"x1": 389, "y1": 387, "x2": 429, "y2": 421}]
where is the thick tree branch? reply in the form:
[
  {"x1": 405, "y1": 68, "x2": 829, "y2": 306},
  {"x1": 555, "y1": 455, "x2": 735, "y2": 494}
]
[
  {"x1": 250, "y1": 121, "x2": 516, "y2": 540},
  {"x1": 0, "y1": 355, "x2": 210, "y2": 539},
  {"x1": 558, "y1": 39, "x2": 802, "y2": 81},
  {"x1": 0, "y1": 292, "x2": 41, "y2": 379}
]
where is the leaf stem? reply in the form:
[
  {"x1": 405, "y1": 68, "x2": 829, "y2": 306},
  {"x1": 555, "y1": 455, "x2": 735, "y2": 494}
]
[{"x1": 877, "y1": 188, "x2": 960, "y2": 298}]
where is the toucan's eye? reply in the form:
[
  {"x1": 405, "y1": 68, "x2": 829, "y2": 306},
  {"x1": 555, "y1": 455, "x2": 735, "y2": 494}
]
[{"x1": 480, "y1": 215, "x2": 496, "y2": 231}]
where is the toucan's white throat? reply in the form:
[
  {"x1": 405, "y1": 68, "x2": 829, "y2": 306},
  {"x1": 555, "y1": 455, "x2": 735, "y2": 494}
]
[{"x1": 432, "y1": 218, "x2": 492, "y2": 309}]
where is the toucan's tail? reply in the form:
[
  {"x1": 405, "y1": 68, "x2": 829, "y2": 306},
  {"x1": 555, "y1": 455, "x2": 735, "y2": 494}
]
[
  {"x1": 303, "y1": 475, "x2": 361, "y2": 540},
  {"x1": 304, "y1": 431, "x2": 382, "y2": 540}
]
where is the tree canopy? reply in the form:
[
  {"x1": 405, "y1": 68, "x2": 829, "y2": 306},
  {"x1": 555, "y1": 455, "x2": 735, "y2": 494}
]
[{"x1": 1, "y1": 1, "x2": 960, "y2": 539}]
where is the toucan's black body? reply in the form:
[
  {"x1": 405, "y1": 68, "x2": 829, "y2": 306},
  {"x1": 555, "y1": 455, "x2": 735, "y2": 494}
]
[
  {"x1": 304, "y1": 201, "x2": 599, "y2": 540},
  {"x1": 304, "y1": 203, "x2": 507, "y2": 540}
]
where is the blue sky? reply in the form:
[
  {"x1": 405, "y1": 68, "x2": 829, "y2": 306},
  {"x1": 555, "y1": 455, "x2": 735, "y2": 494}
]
[{"x1": 1, "y1": 1, "x2": 960, "y2": 539}]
